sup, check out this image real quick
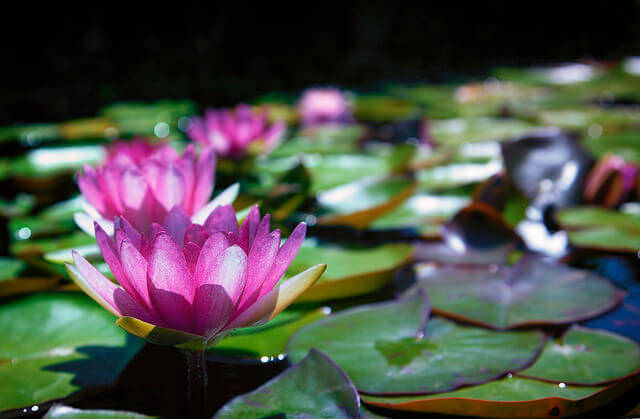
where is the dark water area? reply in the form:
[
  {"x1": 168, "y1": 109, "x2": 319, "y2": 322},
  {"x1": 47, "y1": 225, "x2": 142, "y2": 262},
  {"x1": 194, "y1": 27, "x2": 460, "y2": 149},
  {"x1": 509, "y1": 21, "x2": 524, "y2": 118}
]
[{"x1": 2, "y1": 3, "x2": 640, "y2": 125}]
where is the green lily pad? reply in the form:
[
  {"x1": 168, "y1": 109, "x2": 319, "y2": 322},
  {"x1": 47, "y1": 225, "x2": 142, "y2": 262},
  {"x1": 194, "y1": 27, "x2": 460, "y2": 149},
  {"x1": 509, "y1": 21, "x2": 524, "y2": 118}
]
[
  {"x1": 11, "y1": 231, "x2": 97, "y2": 257},
  {"x1": 567, "y1": 227, "x2": 640, "y2": 253},
  {"x1": 413, "y1": 257, "x2": 624, "y2": 329},
  {"x1": 214, "y1": 349, "x2": 360, "y2": 418},
  {"x1": 208, "y1": 306, "x2": 330, "y2": 361},
  {"x1": 557, "y1": 207, "x2": 640, "y2": 231},
  {"x1": 316, "y1": 177, "x2": 415, "y2": 229},
  {"x1": 8, "y1": 146, "x2": 105, "y2": 178},
  {"x1": 287, "y1": 292, "x2": 545, "y2": 395},
  {"x1": 270, "y1": 125, "x2": 363, "y2": 158},
  {"x1": 0, "y1": 292, "x2": 145, "y2": 411},
  {"x1": 288, "y1": 241, "x2": 414, "y2": 301},
  {"x1": 361, "y1": 376, "x2": 609, "y2": 417},
  {"x1": 369, "y1": 194, "x2": 470, "y2": 237},
  {"x1": 430, "y1": 117, "x2": 538, "y2": 146},
  {"x1": 519, "y1": 326, "x2": 640, "y2": 385},
  {"x1": 556, "y1": 207, "x2": 640, "y2": 252},
  {"x1": 258, "y1": 154, "x2": 394, "y2": 193},
  {"x1": 0, "y1": 257, "x2": 26, "y2": 280},
  {"x1": 44, "y1": 404, "x2": 153, "y2": 418},
  {"x1": 417, "y1": 160, "x2": 502, "y2": 192}
]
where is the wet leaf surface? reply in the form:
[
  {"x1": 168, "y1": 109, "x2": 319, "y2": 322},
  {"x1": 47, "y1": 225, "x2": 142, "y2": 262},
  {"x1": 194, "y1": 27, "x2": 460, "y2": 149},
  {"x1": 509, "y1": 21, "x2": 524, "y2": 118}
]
[
  {"x1": 519, "y1": 326, "x2": 640, "y2": 385},
  {"x1": 287, "y1": 241, "x2": 414, "y2": 301},
  {"x1": 214, "y1": 349, "x2": 360, "y2": 418},
  {"x1": 413, "y1": 256, "x2": 624, "y2": 329},
  {"x1": 0, "y1": 293, "x2": 144, "y2": 411},
  {"x1": 287, "y1": 292, "x2": 545, "y2": 395}
]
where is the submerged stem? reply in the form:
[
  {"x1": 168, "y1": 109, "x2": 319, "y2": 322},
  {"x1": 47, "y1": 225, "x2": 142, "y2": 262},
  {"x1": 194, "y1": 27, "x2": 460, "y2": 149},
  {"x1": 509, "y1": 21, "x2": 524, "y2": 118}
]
[{"x1": 184, "y1": 349, "x2": 208, "y2": 419}]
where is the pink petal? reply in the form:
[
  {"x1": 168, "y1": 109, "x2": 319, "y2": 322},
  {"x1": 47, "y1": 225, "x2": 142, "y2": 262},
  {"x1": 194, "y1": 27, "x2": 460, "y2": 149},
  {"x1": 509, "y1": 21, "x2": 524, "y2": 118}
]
[
  {"x1": 184, "y1": 224, "x2": 210, "y2": 248},
  {"x1": 259, "y1": 222, "x2": 307, "y2": 299},
  {"x1": 163, "y1": 206, "x2": 191, "y2": 247},
  {"x1": 250, "y1": 214, "x2": 271, "y2": 253},
  {"x1": 70, "y1": 251, "x2": 152, "y2": 322},
  {"x1": 95, "y1": 223, "x2": 127, "y2": 289},
  {"x1": 119, "y1": 168, "x2": 149, "y2": 211},
  {"x1": 77, "y1": 166, "x2": 106, "y2": 215},
  {"x1": 176, "y1": 145, "x2": 196, "y2": 214},
  {"x1": 147, "y1": 232, "x2": 194, "y2": 332},
  {"x1": 237, "y1": 205, "x2": 260, "y2": 252},
  {"x1": 192, "y1": 245, "x2": 247, "y2": 337},
  {"x1": 192, "y1": 147, "x2": 216, "y2": 213},
  {"x1": 144, "y1": 162, "x2": 186, "y2": 213},
  {"x1": 193, "y1": 232, "x2": 231, "y2": 286},
  {"x1": 237, "y1": 229, "x2": 281, "y2": 312},
  {"x1": 119, "y1": 238, "x2": 154, "y2": 312},
  {"x1": 183, "y1": 242, "x2": 201, "y2": 275},
  {"x1": 203, "y1": 204, "x2": 239, "y2": 238}
]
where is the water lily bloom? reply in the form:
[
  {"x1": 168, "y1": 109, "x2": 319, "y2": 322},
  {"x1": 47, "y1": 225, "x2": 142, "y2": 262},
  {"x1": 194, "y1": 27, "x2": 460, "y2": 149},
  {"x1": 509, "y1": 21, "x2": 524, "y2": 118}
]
[
  {"x1": 66, "y1": 205, "x2": 325, "y2": 349},
  {"x1": 584, "y1": 153, "x2": 639, "y2": 207},
  {"x1": 186, "y1": 104, "x2": 286, "y2": 159},
  {"x1": 298, "y1": 88, "x2": 353, "y2": 127},
  {"x1": 74, "y1": 139, "x2": 238, "y2": 236}
]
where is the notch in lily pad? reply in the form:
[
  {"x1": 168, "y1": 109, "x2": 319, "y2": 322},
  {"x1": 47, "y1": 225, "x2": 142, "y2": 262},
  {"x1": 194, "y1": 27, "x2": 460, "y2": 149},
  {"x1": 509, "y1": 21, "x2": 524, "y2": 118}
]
[{"x1": 287, "y1": 291, "x2": 545, "y2": 395}]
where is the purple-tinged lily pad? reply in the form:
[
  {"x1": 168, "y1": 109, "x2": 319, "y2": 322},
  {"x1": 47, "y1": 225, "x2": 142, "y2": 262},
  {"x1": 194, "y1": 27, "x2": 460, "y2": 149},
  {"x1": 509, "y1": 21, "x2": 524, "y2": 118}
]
[{"x1": 413, "y1": 256, "x2": 624, "y2": 329}]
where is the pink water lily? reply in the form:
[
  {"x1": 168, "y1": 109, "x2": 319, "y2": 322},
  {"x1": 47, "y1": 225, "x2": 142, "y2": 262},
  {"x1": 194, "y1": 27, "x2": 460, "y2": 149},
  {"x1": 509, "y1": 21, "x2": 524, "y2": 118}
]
[
  {"x1": 66, "y1": 204, "x2": 325, "y2": 348},
  {"x1": 584, "y1": 153, "x2": 639, "y2": 207},
  {"x1": 298, "y1": 87, "x2": 353, "y2": 127},
  {"x1": 74, "y1": 139, "x2": 238, "y2": 237},
  {"x1": 186, "y1": 104, "x2": 286, "y2": 159}
]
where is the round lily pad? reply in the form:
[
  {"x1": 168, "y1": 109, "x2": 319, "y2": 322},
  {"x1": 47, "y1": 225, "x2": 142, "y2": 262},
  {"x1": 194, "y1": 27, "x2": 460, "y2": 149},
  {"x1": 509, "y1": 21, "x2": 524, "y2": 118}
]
[
  {"x1": 287, "y1": 292, "x2": 545, "y2": 395},
  {"x1": 519, "y1": 326, "x2": 640, "y2": 385},
  {"x1": 214, "y1": 349, "x2": 360, "y2": 418},
  {"x1": 208, "y1": 306, "x2": 330, "y2": 361},
  {"x1": 288, "y1": 241, "x2": 414, "y2": 302},
  {"x1": 0, "y1": 292, "x2": 144, "y2": 411},
  {"x1": 414, "y1": 256, "x2": 624, "y2": 329},
  {"x1": 361, "y1": 375, "x2": 611, "y2": 417},
  {"x1": 316, "y1": 177, "x2": 415, "y2": 229}
]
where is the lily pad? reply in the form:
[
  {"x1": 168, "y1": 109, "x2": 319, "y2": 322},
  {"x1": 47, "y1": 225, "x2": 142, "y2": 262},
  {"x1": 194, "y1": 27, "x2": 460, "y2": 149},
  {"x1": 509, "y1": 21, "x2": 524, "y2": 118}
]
[
  {"x1": 214, "y1": 349, "x2": 360, "y2": 418},
  {"x1": 0, "y1": 257, "x2": 26, "y2": 280},
  {"x1": 413, "y1": 256, "x2": 624, "y2": 329},
  {"x1": 430, "y1": 117, "x2": 538, "y2": 146},
  {"x1": 418, "y1": 160, "x2": 502, "y2": 192},
  {"x1": 519, "y1": 326, "x2": 640, "y2": 385},
  {"x1": 258, "y1": 154, "x2": 395, "y2": 193},
  {"x1": 44, "y1": 404, "x2": 153, "y2": 418},
  {"x1": 208, "y1": 306, "x2": 331, "y2": 361},
  {"x1": 316, "y1": 177, "x2": 415, "y2": 229},
  {"x1": 556, "y1": 207, "x2": 640, "y2": 252},
  {"x1": 0, "y1": 292, "x2": 144, "y2": 411},
  {"x1": 362, "y1": 376, "x2": 609, "y2": 417},
  {"x1": 287, "y1": 292, "x2": 545, "y2": 395},
  {"x1": 289, "y1": 241, "x2": 414, "y2": 301},
  {"x1": 368, "y1": 194, "x2": 469, "y2": 237}
]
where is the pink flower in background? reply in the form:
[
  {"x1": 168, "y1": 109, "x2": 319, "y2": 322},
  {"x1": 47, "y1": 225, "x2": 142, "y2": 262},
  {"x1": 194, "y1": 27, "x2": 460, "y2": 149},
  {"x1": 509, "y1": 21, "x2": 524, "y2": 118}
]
[
  {"x1": 66, "y1": 205, "x2": 325, "y2": 348},
  {"x1": 584, "y1": 153, "x2": 639, "y2": 207},
  {"x1": 298, "y1": 88, "x2": 353, "y2": 127},
  {"x1": 186, "y1": 104, "x2": 286, "y2": 159},
  {"x1": 75, "y1": 139, "x2": 238, "y2": 236}
]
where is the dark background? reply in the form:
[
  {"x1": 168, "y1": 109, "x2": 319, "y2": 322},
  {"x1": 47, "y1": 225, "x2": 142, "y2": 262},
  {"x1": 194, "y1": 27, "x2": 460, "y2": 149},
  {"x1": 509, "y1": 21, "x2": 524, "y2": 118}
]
[{"x1": 2, "y1": 3, "x2": 640, "y2": 125}]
